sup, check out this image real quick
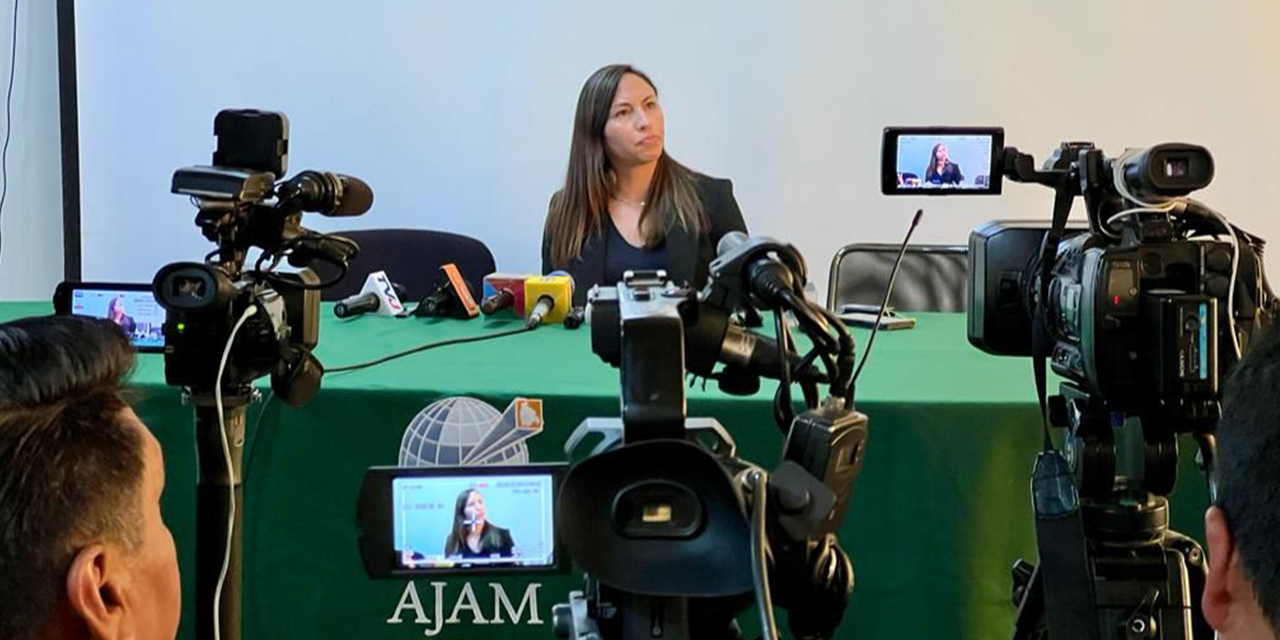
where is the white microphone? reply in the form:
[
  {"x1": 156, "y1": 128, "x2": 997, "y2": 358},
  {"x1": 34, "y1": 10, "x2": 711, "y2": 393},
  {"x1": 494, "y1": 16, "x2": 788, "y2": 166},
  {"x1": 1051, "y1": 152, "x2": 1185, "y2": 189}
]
[{"x1": 334, "y1": 271, "x2": 408, "y2": 318}]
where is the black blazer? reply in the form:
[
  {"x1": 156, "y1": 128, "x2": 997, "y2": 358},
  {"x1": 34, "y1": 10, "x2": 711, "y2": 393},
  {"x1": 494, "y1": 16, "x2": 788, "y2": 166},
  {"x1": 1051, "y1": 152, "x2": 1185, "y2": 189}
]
[
  {"x1": 542, "y1": 174, "x2": 748, "y2": 306},
  {"x1": 926, "y1": 161, "x2": 963, "y2": 185},
  {"x1": 445, "y1": 523, "x2": 515, "y2": 559}
]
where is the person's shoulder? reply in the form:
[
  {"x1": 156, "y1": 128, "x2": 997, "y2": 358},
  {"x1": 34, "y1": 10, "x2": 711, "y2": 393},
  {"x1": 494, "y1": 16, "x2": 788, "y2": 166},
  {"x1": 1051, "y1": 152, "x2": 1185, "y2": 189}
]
[
  {"x1": 690, "y1": 171, "x2": 733, "y2": 192},
  {"x1": 689, "y1": 171, "x2": 735, "y2": 207}
]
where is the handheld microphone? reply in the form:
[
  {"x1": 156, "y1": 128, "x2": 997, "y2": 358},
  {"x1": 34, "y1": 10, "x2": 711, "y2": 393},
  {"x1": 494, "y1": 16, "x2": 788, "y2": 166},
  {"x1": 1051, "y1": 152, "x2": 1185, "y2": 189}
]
[
  {"x1": 563, "y1": 306, "x2": 587, "y2": 330},
  {"x1": 524, "y1": 275, "x2": 574, "y2": 327},
  {"x1": 277, "y1": 170, "x2": 374, "y2": 217},
  {"x1": 481, "y1": 274, "x2": 531, "y2": 316},
  {"x1": 413, "y1": 264, "x2": 480, "y2": 319},
  {"x1": 334, "y1": 271, "x2": 408, "y2": 318}
]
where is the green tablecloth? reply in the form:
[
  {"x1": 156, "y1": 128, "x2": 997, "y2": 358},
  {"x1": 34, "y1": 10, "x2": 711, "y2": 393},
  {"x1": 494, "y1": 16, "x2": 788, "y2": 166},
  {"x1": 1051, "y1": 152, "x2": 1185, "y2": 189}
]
[{"x1": 0, "y1": 303, "x2": 1212, "y2": 639}]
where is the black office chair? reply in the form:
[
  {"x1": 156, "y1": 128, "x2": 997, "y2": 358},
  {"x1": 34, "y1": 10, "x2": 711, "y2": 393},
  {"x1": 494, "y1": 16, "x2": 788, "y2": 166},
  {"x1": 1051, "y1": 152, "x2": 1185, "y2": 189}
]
[
  {"x1": 827, "y1": 243, "x2": 968, "y2": 313},
  {"x1": 314, "y1": 229, "x2": 496, "y2": 302}
]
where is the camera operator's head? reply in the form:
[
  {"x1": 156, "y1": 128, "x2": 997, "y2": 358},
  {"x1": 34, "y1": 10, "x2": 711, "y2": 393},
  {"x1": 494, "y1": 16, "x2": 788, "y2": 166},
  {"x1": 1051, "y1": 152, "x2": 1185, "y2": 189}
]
[
  {"x1": 0, "y1": 316, "x2": 180, "y2": 640},
  {"x1": 1205, "y1": 324, "x2": 1280, "y2": 640}
]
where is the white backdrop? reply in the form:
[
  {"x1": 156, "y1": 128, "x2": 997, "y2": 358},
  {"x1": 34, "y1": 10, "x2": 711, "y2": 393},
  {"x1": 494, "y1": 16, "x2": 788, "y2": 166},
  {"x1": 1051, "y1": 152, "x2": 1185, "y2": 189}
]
[
  {"x1": 0, "y1": 0, "x2": 62, "y2": 300},
  {"x1": 72, "y1": 0, "x2": 1280, "y2": 297}
]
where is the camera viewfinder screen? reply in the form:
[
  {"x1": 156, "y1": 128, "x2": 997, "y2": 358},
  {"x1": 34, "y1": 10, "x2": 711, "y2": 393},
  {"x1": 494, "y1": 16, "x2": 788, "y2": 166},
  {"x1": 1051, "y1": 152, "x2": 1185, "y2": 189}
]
[
  {"x1": 896, "y1": 134, "x2": 994, "y2": 191},
  {"x1": 70, "y1": 288, "x2": 166, "y2": 349},
  {"x1": 882, "y1": 127, "x2": 1003, "y2": 195},
  {"x1": 392, "y1": 473, "x2": 556, "y2": 569}
]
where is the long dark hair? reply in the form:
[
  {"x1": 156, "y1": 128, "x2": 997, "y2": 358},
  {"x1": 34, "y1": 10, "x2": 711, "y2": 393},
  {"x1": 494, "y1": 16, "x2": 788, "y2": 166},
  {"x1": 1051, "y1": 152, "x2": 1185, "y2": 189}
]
[
  {"x1": 445, "y1": 488, "x2": 478, "y2": 556},
  {"x1": 545, "y1": 64, "x2": 706, "y2": 267},
  {"x1": 925, "y1": 143, "x2": 947, "y2": 181}
]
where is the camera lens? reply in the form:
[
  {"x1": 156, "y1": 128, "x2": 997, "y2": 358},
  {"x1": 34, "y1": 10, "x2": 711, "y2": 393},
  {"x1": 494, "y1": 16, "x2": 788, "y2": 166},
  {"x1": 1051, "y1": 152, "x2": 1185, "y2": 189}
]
[{"x1": 173, "y1": 275, "x2": 207, "y2": 300}]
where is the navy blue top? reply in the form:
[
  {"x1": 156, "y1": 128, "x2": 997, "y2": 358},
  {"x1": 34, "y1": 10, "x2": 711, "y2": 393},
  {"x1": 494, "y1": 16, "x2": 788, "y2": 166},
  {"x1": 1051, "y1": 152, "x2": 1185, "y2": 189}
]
[
  {"x1": 604, "y1": 222, "x2": 669, "y2": 287},
  {"x1": 543, "y1": 174, "x2": 748, "y2": 306}
]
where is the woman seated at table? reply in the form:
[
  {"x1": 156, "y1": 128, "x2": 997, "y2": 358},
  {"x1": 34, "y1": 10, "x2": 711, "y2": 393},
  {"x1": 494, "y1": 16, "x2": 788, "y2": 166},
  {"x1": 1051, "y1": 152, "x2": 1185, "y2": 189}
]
[
  {"x1": 924, "y1": 143, "x2": 964, "y2": 186},
  {"x1": 443, "y1": 488, "x2": 514, "y2": 559},
  {"x1": 541, "y1": 64, "x2": 747, "y2": 306}
]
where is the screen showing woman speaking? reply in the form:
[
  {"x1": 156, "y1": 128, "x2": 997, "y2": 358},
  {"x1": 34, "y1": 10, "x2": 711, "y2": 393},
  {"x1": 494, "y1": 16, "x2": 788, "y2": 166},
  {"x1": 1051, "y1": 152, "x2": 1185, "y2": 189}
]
[
  {"x1": 881, "y1": 127, "x2": 1004, "y2": 195},
  {"x1": 392, "y1": 473, "x2": 557, "y2": 570}
]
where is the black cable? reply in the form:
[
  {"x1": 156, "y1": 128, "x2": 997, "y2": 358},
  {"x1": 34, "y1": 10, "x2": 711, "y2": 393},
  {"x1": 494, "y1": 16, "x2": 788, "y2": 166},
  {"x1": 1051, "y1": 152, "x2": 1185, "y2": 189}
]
[
  {"x1": 0, "y1": 0, "x2": 18, "y2": 273},
  {"x1": 325, "y1": 325, "x2": 533, "y2": 374},
  {"x1": 784, "y1": 290, "x2": 855, "y2": 399},
  {"x1": 792, "y1": 347, "x2": 834, "y2": 389},
  {"x1": 772, "y1": 308, "x2": 795, "y2": 431},
  {"x1": 786, "y1": 293, "x2": 839, "y2": 355},
  {"x1": 749, "y1": 469, "x2": 780, "y2": 640}
]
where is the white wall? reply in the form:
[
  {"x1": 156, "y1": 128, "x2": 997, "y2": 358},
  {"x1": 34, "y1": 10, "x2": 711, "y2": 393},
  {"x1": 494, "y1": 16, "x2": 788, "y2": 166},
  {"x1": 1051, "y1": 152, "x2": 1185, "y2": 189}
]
[
  {"x1": 62, "y1": 0, "x2": 1280, "y2": 298},
  {"x1": 0, "y1": 0, "x2": 63, "y2": 301}
]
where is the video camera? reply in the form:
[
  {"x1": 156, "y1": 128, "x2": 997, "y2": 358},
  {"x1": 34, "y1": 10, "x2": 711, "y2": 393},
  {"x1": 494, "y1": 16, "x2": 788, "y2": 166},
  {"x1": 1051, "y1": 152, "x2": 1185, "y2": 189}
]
[
  {"x1": 155, "y1": 109, "x2": 369, "y2": 640},
  {"x1": 884, "y1": 126, "x2": 1277, "y2": 639},
  {"x1": 356, "y1": 234, "x2": 869, "y2": 640},
  {"x1": 554, "y1": 255, "x2": 865, "y2": 640},
  {"x1": 154, "y1": 109, "x2": 370, "y2": 404},
  {"x1": 969, "y1": 141, "x2": 1270, "y2": 414}
]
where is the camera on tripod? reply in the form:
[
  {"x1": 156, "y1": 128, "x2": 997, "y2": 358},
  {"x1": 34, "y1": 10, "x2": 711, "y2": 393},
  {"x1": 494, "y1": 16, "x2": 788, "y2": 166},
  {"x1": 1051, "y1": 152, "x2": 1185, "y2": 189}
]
[
  {"x1": 967, "y1": 141, "x2": 1270, "y2": 414},
  {"x1": 884, "y1": 126, "x2": 1277, "y2": 639},
  {"x1": 153, "y1": 109, "x2": 370, "y2": 640},
  {"x1": 154, "y1": 109, "x2": 369, "y2": 405}
]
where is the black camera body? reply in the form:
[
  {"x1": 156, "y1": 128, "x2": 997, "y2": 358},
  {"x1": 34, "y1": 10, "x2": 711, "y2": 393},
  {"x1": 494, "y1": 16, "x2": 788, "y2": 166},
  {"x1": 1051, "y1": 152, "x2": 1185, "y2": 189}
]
[
  {"x1": 969, "y1": 219, "x2": 1269, "y2": 409},
  {"x1": 154, "y1": 109, "x2": 362, "y2": 404},
  {"x1": 154, "y1": 261, "x2": 320, "y2": 401},
  {"x1": 964, "y1": 140, "x2": 1274, "y2": 417},
  {"x1": 552, "y1": 259, "x2": 864, "y2": 640}
]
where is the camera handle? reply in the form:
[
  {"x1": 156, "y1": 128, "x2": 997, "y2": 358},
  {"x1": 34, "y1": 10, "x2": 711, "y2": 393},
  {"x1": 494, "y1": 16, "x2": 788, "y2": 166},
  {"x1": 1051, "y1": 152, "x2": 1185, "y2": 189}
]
[{"x1": 563, "y1": 417, "x2": 738, "y2": 459}]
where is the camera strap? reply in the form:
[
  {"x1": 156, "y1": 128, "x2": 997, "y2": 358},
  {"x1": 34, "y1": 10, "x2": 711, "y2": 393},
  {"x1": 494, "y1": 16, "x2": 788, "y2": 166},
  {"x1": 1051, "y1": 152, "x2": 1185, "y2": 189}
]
[
  {"x1": 1029, "y1": 175, "x2": 1100, "y2": 640},
  {"x1": 1032, "y1": 178, "x2": 1078, "y2": 452}
]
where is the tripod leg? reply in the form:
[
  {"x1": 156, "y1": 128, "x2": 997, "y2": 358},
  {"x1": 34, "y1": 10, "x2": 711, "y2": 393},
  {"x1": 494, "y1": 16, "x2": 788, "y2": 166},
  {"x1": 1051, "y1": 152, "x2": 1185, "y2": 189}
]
[
  {"x1": 1166, "y1": 531, "x2": 1213, "y2": 639},
  {"x1": 1011, "y1": 562, "x2": 1046, "y2": 640}
]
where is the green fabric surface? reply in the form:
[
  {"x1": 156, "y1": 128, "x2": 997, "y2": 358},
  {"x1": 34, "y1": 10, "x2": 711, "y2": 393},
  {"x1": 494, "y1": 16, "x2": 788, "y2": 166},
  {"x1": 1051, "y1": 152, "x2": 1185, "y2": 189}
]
[{"x1": 0, "y1": 303, "x2": 1212, "y2": 639}]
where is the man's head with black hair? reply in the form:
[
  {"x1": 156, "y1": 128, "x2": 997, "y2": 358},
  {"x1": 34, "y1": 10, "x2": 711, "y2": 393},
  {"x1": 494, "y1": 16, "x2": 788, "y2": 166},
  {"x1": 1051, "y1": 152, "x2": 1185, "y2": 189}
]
[
  {"x1": 0, "y1": 316, "x2": 180, "y2": 640},
  {"x1": 1205, "y1": 323, "x2": 1280, "y2": 640}
]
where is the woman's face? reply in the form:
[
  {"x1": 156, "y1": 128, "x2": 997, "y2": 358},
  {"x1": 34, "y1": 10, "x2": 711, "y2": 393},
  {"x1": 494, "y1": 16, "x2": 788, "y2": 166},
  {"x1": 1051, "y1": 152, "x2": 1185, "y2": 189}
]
[
  {"x1": 935, "y1": 145, "x2": 949, "y2": 164},
  {"x1": 603, "y1": 73, "x2": 664, "y2": 169},
  {"x1": 463, "y1": 491, "x2": 486, "y2": 526}
]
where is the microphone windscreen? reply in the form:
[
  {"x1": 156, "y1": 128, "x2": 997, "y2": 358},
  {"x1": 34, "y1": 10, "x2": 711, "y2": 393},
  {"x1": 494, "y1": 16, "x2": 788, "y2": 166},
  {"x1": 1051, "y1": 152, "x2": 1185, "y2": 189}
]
[{"x1": 329, "y1": 174, "x2": 374, "y2": 217}]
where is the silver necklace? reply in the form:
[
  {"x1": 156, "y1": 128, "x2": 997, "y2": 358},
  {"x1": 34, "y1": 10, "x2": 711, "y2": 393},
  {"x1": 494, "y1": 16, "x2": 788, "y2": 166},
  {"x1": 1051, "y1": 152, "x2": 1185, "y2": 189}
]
[{"x1": 610, "y1": 194, "x2": 647, "y2": 208}]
